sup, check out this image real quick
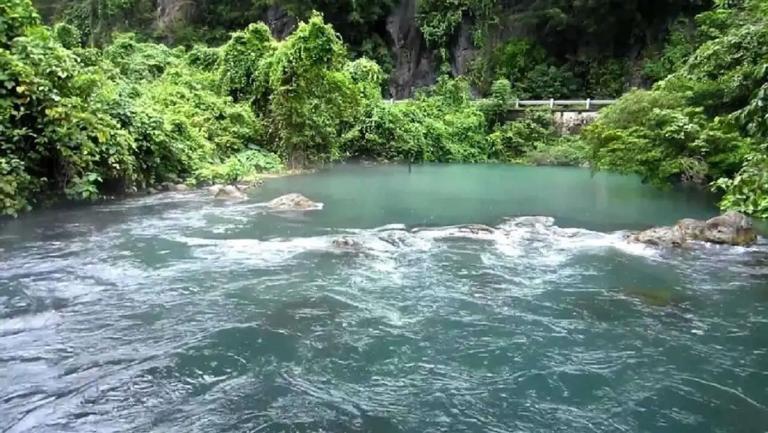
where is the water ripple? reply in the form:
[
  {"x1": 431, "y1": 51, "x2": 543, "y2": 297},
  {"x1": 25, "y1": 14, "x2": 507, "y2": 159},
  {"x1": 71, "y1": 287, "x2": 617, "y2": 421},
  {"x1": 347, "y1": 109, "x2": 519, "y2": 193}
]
[{"x1": 1, "y1": 182, "x2": 767, "y2": 432}]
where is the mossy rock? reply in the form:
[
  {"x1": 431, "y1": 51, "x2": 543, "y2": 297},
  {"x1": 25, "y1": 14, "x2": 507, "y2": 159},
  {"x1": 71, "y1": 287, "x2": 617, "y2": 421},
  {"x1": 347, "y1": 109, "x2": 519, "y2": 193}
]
[{"x1": 622, "y1": 288, "x2": 681, "y2": 307}]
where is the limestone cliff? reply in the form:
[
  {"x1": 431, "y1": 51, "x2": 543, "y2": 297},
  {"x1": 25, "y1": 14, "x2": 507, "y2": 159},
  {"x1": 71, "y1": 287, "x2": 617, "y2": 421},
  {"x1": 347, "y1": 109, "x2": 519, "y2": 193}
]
[{"x1": 385, "y1": 0, "x2": 437, "y2": 98}]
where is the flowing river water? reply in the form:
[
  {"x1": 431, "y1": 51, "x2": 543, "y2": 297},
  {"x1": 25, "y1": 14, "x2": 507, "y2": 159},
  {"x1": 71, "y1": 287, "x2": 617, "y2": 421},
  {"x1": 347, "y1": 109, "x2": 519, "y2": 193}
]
[{"x1": 1, "y1": 164, "x2": 767, "y2": 432}]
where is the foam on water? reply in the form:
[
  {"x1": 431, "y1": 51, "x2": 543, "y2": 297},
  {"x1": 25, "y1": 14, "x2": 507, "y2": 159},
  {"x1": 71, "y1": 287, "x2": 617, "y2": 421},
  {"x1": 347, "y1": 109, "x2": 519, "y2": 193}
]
[{"x1": 166, "y1": 217, "x2": 663, "y2": 271}]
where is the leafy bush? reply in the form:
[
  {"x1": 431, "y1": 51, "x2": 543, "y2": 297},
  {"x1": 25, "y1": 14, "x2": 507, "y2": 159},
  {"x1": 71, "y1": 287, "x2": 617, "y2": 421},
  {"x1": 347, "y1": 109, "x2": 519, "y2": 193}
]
[
  {"x1": 0, "y1": 0, "x2": 280, "y2": 215},
  {"x1": 523, "y1": 136, "x2": 590, "y2": 167},
  {"x1": 583, "y1": 58, "x2": 627, "y2": 97},
  {"x1": 584, "y1": 90, "x2": 751, "y2": 186},
  {"x1": 195, "y1": 149, "x2": 283, "y2": 184},
  {"x1": 345, "y1": 76, "x2": 488, "y2": 163},
  {"x1": 218, "y1": 22, "x2": 274, "y2": 102},
  {"x1": 265, "y1": 13, "x2": 364, "y2": 166},
  {"x1": 714, "y1": 148, "x2": 768, "y2": 217},
  {"x1": 585, "y1": 1, "x2": 768, "y2": 215},
  {"x1": 488, "y1": 110, "x2": 554, "y2": 161},
  {"x1": 0, "y1": 157, "x2": 38, "y2": 216},
  {"x1": 643, "y1": 19, "x2": 697, "y2": 83},
  {"x1": 52, "y1": 22, "x2": 81, "y2": 49},
  {"x1": 489, "y1": 78, "x2": 513, "y2": 105},
  {"x1": 1, "y1": 0, "x2": 40, "y2": 47},
  {"x1": 493, "y1": 39, "x2": 547, "y2": 85}
]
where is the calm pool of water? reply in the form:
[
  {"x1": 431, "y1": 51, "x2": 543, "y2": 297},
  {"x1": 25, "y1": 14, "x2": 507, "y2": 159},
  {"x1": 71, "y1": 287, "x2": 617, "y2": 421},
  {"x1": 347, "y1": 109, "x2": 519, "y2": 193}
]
[{"x1": 1, "y1": 164, "x2": 766, "y2": 432}]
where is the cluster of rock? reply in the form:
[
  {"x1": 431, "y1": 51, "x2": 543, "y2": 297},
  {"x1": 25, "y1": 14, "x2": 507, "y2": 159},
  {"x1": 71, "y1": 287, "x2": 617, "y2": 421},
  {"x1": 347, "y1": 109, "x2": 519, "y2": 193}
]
[
  {"x1": 265, "y1": 193, "x2": 322, "y2": 211},
  {"x1": 326, "y1": 213, "x2": 761, "y2": 255},
  {"x1": 142, "y1": 181, "x2": 761, "y2": 251},
  {"x1": 143, "y1": 182, "x2": 190, "y2": 194},
  {"x1": 143, "y1": 181, "x2": 260, "y2": 197},
  {"x1": 210, "y1": 184, "x2": 248, "y2": 201},
  {"x1": 209, "y1": 186, "x2": 323, "y2": 212},
  {"x1": 628, "y1": 212, "x2": 757, "y2": 247}
]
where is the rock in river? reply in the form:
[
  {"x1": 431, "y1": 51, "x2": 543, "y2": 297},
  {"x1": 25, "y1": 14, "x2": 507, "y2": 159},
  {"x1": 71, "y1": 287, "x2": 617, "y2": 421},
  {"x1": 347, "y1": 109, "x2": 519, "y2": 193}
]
[
  {"x1": 170, "y1": 184, "x2": 189, "y2": 192},
  {"x1": 266, "y1": 193, "x2": 321, "y2": 211},
  {"x1": 701, "y1": 211, "x2": 757, "y2": 245},
  {"x1": 332, "y1": 237, "x2": 364, "y2": 251},
  {"x1": 215, "y1": 185, "x2": 247, "y2": 201},
  {"x1": 629, "y1": 211, "x2": 757, "y2": 247},
  {"x1": 629, "y1": 226, "x2": 686, "y2": 247}
]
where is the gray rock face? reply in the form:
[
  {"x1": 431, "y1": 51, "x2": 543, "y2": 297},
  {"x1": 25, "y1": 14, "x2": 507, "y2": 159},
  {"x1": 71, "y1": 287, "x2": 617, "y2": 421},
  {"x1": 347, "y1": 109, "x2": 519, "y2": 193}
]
[
  {"x1": 264, "y1": 5, "x2": 297, "y2": 39},
  {"x1": 450, "y1": 16, "x2": 478, "y2": 78},
  {"x1": 629, "y1": 212, "x2": 757, "y2": 247},
  {"x1": 215, "y1": 185, "x2": 246, "y2": 201},
  {"x1": 386, "y1": 0, "x2": 438, "y2": 98},
  {"x1": 156, "y1": 0, "x2": 197, "y2": 34},
  {"x1": 266, "y1": 193, "x2": 321, "y2": 211}
]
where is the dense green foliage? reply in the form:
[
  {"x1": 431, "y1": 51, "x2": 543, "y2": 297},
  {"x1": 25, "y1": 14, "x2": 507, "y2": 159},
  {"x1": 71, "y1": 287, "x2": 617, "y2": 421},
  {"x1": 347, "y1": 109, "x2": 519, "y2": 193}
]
[
  {"x1": 1, "y1": 0, "x2": 279, "y2": 215},
  {"x1": 5, "y1": 0, "x2": 767, "y2": 218},
  {"x1": 35, "y1": 0, "x2": 711, "y2": 100},
  {"x1": 585, "y1": 0, "x2": 768, "y2": 216}
]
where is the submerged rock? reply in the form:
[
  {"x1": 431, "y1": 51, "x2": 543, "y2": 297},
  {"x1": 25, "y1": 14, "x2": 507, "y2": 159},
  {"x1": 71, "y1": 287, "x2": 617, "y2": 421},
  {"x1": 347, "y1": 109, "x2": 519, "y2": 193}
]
[
  {"x1": 215, "y1": 185, "x2": 247, "y2": 201},
  {"x1": 414, "y1": 223, "x2": 498, "y2": 240},
  {"x1": 378, "y1": 230, "x2": 413, "y2": 248},
  {"x1": 623, "y1": 288, "x2": 679, "y2": 307},
  {"x1": 266, "y1": 193, "x2": 321, "y2": 211},
  {"x1": 236, "y1": 180, "x2": 263, "y2": 191},
  {"x1": 629, "y1": 211, "x2": 757, "y2": 247},
  {"x1": 456, "y1": 224, "x2": 496, "y2": 236},
  {"x1": 332, "y1": 236, "x2": 364, "y2": 251}
]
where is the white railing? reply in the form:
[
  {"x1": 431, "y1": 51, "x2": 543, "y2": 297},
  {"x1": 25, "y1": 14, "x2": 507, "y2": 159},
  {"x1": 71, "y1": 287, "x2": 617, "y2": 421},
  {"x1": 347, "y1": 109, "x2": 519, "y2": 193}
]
[
  {"x1": 513, "y1": 99, "x2": 616, "y2": 110},
  {"x1": 386, "y1": 98, "x2": 616, "y2": 110}
]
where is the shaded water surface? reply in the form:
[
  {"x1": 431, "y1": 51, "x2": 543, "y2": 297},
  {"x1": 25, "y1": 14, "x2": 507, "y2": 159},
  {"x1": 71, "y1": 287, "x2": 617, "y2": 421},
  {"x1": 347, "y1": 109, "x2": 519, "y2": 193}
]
[{"x1": 1, "y1": 165, "x2": 767, "y2": 432}]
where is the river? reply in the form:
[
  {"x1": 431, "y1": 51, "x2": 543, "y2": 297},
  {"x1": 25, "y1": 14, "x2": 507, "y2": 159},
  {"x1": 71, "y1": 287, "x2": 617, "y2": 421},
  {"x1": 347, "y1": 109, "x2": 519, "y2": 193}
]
[{"x1": 1, "y1": 164, "x2": 767, "y2": 432}]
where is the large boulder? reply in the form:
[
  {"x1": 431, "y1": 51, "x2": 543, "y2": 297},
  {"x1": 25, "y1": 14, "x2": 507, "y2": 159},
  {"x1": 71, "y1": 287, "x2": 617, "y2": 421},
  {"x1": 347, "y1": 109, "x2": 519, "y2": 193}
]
[
  {"x1": 169, "y1": 184, "x2": 189, "y2": 192},
  {"x1": 266, "y1": 193, "x2": 321, "y2": 211},
  {"x1": 215, "y1": 185, "x2": 247, "y2": 201},
  {"x1": 675, "y1": 218, "x2": 707, "y2": 241},
  {"x1": 702, "y1": 211, "x2": 757, "y2": 246},
  {"x1": 628, "y1": 226, "x2": 685, "y2": 247},
  {"x1": 629, "y1": 212, "x2": 757, "y2": 247}
]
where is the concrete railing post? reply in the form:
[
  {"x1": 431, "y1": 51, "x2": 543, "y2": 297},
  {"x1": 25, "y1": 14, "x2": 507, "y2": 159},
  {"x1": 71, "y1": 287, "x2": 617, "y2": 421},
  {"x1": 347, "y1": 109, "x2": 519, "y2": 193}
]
[
  {"x1": 586, "y1": 98, "x2": 591, "y2": 110},
  {"x1": 549, "y1": 98, "x2": 555, "y2": 109}
]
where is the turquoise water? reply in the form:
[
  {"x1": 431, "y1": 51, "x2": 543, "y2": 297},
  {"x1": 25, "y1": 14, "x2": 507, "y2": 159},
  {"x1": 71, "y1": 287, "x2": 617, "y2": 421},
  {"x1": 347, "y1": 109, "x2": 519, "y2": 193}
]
[{"x1": 1, "y1": 164, "x2": 766, "y2": 432}]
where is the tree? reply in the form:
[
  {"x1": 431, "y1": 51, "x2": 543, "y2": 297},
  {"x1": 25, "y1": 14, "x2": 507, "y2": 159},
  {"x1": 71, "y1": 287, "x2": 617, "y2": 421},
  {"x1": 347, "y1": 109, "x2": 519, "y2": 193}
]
[{"x1": 266, "y1": 13, "x2": 362, "y2": 166}]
